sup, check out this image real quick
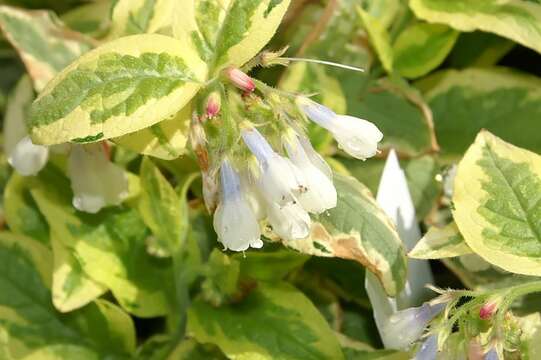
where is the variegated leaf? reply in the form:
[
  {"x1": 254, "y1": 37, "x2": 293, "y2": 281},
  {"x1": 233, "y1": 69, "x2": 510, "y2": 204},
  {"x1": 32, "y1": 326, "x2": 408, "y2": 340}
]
[
  {"x1": 0, "y1": 232, "x2": 137, "y2": 358},
  {"x1": 29, "y1": 166, "x2": 174, "y2": 317},
  {"x1": 173, "y1": 0, "x2": 291, "y2": 70},
  {"x1": 357, "y1": 6, "x2": 393, "y2": 73},
  {"x1": 50, "y1": 231, "x2": 108, "y2": 313},
  {"x1": 409, "y1": 222, "x2": 473, "y2": 260},
  {"x1": 61, "y1": 0, "x2": 112, "y2": 37},
  {"x1": 280, "y1": 173, "x2": 407, "y2": 296},
  {"x1": 114, "y1": 104, "x2": 191, "y2": 160},
  {"x1": 5, "y1": 168, "x2": 108, "y2": 312},
  {"x1": 28, "y1": 34, "x2": 208, "y2": 145},
  {"x1": 0, "y1": 5, "x2": 94, "y2": 92},
  {"x1": 188, "y1": 282, "x2": 344, "y2": 359},
  {"x1": 453, "y1": 130, "x2": 541, "y2": 276},
  {"x1": 442, "y1": 254, "x2": 534, "y2": 291},
  {"x1": 108, "y1": 0, "x2": 177, "y2": 39},
  {"x1": 410, "y1": 0, "x2": 541, "y2": 55}
]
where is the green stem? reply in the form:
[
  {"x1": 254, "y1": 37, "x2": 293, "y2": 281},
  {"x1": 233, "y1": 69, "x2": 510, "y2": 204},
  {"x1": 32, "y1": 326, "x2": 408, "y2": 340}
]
[
  {"x1": 496, "y1": 280, "x2": 541, "y2": 323},
  {"x1": 253, "y1": 79, "x2": 297, "y2": 100}
]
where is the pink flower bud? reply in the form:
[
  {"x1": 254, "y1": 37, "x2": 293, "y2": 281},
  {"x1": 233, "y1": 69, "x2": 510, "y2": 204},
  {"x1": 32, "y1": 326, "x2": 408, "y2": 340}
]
[
  {"x1": 205, "y1": 94, "x2": 221, "y2": 119},
  {"x1": 225, "y1": 67, "x2": 255, "y2": 92},
  {"x1": 479, "y1": 301, "x2": 498, "y2": 320}
]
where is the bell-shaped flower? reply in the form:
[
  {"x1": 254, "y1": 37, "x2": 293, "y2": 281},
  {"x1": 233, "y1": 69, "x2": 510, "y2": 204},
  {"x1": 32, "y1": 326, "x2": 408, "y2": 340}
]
[
  {"x1": 297, "y1": 97, "x2": 383, "y2": 160},
  {"x1": 7, "y1": 136, "x2": 49, "y2": 176},
  {"x1": 68, "y1": 144, "x2": 129, "y2": 214},
  {"x1": 213, "y1": 158, "x2": 262, "y2": 251},
  {"x1": 265, "y1": 200, "x2": 311, "y2": 241},
  {"x1": 241, "y1": 126, "x2": 305, "y2": 206},
  {"x1": 413, "y1": 334, "x2": 438, "y2": 360},
  {"x1": 3, "y1": 76, "x2": 48, "y2": 176},
  {"x1": 382, "y1": 302, "x2": 445, "y2": 349},
  {"x1": 284, "y1": 133, "x2": 336, "y2": 213}
]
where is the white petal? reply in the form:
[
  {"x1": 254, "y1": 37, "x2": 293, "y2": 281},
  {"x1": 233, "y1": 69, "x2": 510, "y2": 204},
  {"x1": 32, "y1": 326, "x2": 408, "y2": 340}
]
[
  {"x1": 382, "y1": 302, "x2": 445, "y2": 349},
  {"x1": 332, "y1": 115, "x2": 383, "y2": 160},
  {"x1": 376, "y1": 149, "x2": 434, "y2": 308},
  {"x1": 68, "y1": 144, "x2": 128, "y2": 214},
  {"x1": 413, "y1": 335, "x2": 438, "y2": 360},
  {"x1": 240, "y1": 171, "x2": 266, "y2": 220},
  {"x1": 266, "y1": 201, "x2": 311, "y2": 241},
  {"x1": 213, "y1": 200, "x2": 261, "y2": 252},
  {"x1": 296, "y1": 96, "x2": 337, "y2": 130},
  {"x1": 8, "y1": 136, "x2": 49, "y2": 176},
  {"x1": 241, "y1": 127, "x2": 276, "y2": 162},
  {"x1": 285, "y1": 135, "x2": 336, "y2": 213},
  {"x1": 242, "y1": 127, "x2": 304, "y2": 205},
  {"x1": 298, "y1": 134, "x2": 333, "y2": 179},
  {"x1": 213, "y1": 159, "x2": 262, "y2": 251},
  {"x1": 250, "y1": 238, "x2": 264, "y2": 249}
]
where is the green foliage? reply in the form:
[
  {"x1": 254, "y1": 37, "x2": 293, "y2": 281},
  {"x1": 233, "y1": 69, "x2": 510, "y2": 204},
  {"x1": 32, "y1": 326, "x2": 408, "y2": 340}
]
[
  {"x1": 281, "y1": 173, "x2": 407, "y2": 296},
  {"x1": 188, "y1": 282, "x2": 344, "y2": 359}
]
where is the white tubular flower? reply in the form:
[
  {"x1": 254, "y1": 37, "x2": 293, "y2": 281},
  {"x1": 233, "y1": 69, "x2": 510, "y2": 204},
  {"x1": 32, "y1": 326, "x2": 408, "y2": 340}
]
[
  {"x1": 8, "y1": 136, "x2": 49, "y2": 176},
  {"x1": 284, "y1": 133, "x2": 336, "y2": 213},
  {"x1": 382, "y1": 302, "x2": 445, "y2": 350},
  {"x1": 213, "y1": 158, "x2": 262, "y2": 251},
  {"x1": 4, "y1": 76, "x2": 48, "y2": 176},
  {"x1": 297, "y1": 97, "x2": 383, "y2": 160},
  {"x1": 265, "y1": 200, "x2": 311, "y2": 241},
  {"x1": 241, "y1": 126, "x2": 305, "y2": 206},
  {"x1": 68, "y1": 144, "x2": 129, "y2": 214},
  {"x1": 413, "y1": 335, "x2": 438, "y2": 360}
]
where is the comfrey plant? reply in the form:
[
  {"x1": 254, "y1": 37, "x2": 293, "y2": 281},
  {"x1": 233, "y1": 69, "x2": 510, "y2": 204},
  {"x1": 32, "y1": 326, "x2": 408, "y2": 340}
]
[
  {"x1": 7, "y1": 0, "x2": 382, "y2": 251},
  {"x1": 202, "y1": 68, "x2": 382, "y2": 251}
]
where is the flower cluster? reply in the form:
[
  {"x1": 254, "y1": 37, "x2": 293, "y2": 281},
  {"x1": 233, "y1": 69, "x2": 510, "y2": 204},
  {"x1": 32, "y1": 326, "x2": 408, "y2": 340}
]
[{"x1": 210, "y1": 68, "x2": 383, "y2": 251}]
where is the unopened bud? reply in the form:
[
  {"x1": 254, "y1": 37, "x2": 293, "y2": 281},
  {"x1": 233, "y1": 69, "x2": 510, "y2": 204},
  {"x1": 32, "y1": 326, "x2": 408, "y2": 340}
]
[
  {"x1": 479, "y1": 300, "x2": 498, "y2": 320},
  {"x1": 225, "y1": 67, "x2": 255, "y2": 92},
  {"x1": 205, "y1": 93, "x2": 221, "y2": 119},
  {"x1": 260, "y1": 46, "x2": 289, "y2": 67}
]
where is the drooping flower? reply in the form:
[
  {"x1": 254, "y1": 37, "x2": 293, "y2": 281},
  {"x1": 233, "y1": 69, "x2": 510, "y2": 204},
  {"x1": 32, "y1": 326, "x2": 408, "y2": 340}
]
[
  {"x1": 7, "y1": 136, "x2": 49, "y2": 176},
  {"x1": 213, "y1": 158, "x2": 262, "y2": 251},
  {"x1": 413, "y1": 334, "x2": 438, "y2": 360},
  {"x1": 382, "y1": 301, "x2": 445, "y2": 349},
  {"x1": 68, "y1": 144, "x2": 129, "y2": 214},
  {"x1": 241, "y1": 126, "x2": 305, "y2": 206},
  {"x1": 283, "y1": 132, "x2": 336, "y2": 213},
  {"x1": 265, "y1": 200, "x2": 311, "y2": 241},
  {"x1": 296, "y1": 96, "x2": 383, "y2": 160}
]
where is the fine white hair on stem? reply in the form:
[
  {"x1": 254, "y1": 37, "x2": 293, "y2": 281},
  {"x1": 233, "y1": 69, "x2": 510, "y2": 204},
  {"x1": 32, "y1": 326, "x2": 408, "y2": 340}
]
[{"x1": 280, "y1": 57, "x2": 366, "y2": 72}]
